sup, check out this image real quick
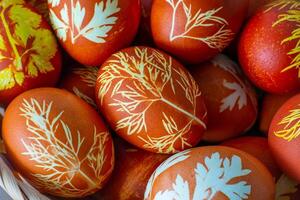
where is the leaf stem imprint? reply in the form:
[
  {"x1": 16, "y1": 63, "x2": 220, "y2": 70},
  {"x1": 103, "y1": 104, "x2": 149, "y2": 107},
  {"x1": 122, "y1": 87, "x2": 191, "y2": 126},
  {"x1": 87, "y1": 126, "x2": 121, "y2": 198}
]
[
  {"x1": 98, "y1": 47, "x2": 206, "y2": 153},
  {"x1": 50, "y1": 0, "x2": 120, "y2": 44},
  {"x1": 161, "y1": 97, "x2": 206, "y2": 128},
  {"x1": 167, "y1": 0, "x2": 234, "y2": 50},
  {"x1": 20, "y1": 98, "x2": 111, "y2": 196},
  {"x1": 0, "y1": 8, "x2": 22, "y2": 70},
  {"x1": 265, "y1": 1, "x2": 300, "y2": 76},
  {"x1": 153, "y1": 152, "x2": 252, "y2": 200},
  {"x1": 274, "y1": 106, "x2": 300, "y2": 141}
]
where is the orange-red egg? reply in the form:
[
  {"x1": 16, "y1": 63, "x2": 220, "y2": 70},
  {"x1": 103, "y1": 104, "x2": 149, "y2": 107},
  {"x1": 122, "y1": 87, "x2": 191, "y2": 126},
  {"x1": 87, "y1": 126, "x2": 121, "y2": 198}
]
[
  {"x1": 49, "y1": 0, "x2": 141, "y2": 66},
  {"x1": 60, "y1": 65, "x2": 98, "y2": 109},
  {"x1": 0, "y1": 0, "x2": 61, "y2": 106},
  {"x1": 96, "y1": 46, "x2": 207, "y2": 154},
  {"x1": 2, "y1": 88, "x2": 114, "y2": 198},
  {"x1": 260, "y1": 93, "x2": 295, "y2": 134},
  {"x1": 151, "y1": 0, "x2": 248, "y2": 64},
  {"x1": 269, "y1": 93, "x2": 300, "y2": 182},
  {"x1": 191, "y1": 54, "x2": 257, "y2": 142},
  {"x1": 239, "y1": 0, "x2": 300, "y2": 94},
  {"x1": 97, "y1": 137, "x2": 168, "y2": 200},
  {"x1": 145, "y1": 146, "x2": 275, "y2": 200}
]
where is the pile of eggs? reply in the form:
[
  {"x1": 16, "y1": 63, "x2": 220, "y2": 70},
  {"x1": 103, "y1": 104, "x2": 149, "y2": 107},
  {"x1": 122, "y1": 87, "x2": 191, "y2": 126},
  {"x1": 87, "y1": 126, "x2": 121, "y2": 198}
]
[{"x1": 0, "y1": 0, "x2": 299, "y2": 199}]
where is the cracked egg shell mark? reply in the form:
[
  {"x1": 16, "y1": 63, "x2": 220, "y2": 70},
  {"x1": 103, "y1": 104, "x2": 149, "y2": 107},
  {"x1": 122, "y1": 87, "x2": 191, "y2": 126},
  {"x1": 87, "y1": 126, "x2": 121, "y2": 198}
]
[
  {"x1": 145, "y1": 146, "x2": 275, "y2": 200},
  {"x1": 2, "y1": 88, "x2": 114, "y2": 198},
  {"x1": 48, "y1": 0, "x2": 141, "y2": 66},
  {"x1": 95, "y1": 46, "x2": 207, "y2": 154}
]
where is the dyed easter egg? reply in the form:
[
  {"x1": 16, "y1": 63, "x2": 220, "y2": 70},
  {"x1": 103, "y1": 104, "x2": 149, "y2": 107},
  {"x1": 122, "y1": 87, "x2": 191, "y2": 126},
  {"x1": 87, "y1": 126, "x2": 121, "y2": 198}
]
[
  {"x1": 60, "y1": 65, "x2": 98, "y2": 109},
  {"x1": 145, "y1": 146, "x2": 275, "y2": 200},
  {"x1": 48, "y1": 0, "x2": 141, "y2": 66},
  {"x1": 151, "y1": 0, "x2": 248, "y2": 63},
  {"x1": 0, "y1": 0, "x2": 61, "y2": 106},
  {"x1": 98, "y1": 138, "x2": 168, "y2": 200},
  {"x1": 96, "y1": 46, "x2": 207, "y2": 154},
  {"x1": 259, "y1": 93, "x2": 294, "y2": 134},
  {"x1": 239, "y1": 0, "x2": 300, "y2": 94},
  {"x1": 269, "y1": 93, "x2": 300, "y2": 182},
  {"x1": 191, "y1": 54, "x2": 257, "y2": 142},
  {"x1": 2, "y1": 88, "x2": 114, "y2": 198}
]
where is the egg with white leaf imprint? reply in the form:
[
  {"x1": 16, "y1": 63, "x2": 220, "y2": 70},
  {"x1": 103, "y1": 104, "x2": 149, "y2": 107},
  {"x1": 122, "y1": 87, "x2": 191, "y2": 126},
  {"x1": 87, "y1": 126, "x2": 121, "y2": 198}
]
[
  {"x1": 2, "y1": 88, "x2": 114, "y2": 198},
  {"x1": 144, "y1": 146, "x2": 275, "y2": 200},
  {"x1": 95, "y1": 46, "x2": 207, "y2": 154},
  {"x1": 151, "y1": 0, "x2": 248, "y2": 63},
  {"x1": 48, "y1": 0, "x2": 141, "y2": 66},
  {"x1": 190, "y1": 54, "x2": 257, "y2": 142}
]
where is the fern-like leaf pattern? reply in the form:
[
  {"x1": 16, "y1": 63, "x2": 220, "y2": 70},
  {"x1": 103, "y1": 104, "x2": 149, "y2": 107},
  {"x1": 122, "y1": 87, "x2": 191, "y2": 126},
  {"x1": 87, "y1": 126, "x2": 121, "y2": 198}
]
[
  {"x1": 274, "y1": 106, "x2": 300, "y2": 141},
  {"x1": 152, "y1": 152, "x2": 252, "y2": 200},
  {"x1": 20, "y1": 98, "x2": 111, "y2": 197},
  {"x1": 97, "y1": 47, "x2": 206, "y2": 153},
  {"x1": 266, "y1": 1, "x2": 300, "y2": 76},
  {"x1": 265, "y1": 0, "x2": 300, "y2": 12},
  {"x1": 166, "y1": 0, "x2": 234, "y2": 50},
  {"x1": 49, "y1": 0, "x2": 120, "y2": 44}
]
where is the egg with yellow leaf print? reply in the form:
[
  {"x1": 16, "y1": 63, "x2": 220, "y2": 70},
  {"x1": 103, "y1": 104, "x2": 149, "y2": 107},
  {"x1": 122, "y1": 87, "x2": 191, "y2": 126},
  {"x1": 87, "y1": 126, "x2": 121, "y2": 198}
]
[
  {"x1": 269, "y1": 93, "x2": 300, "y2": 183},
  {"x1": 0, "y1": 0, "x2": 61, "y2": 106},
  {"x1": 239, "y1": 0, "x2": 300, "y2": 94}
]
